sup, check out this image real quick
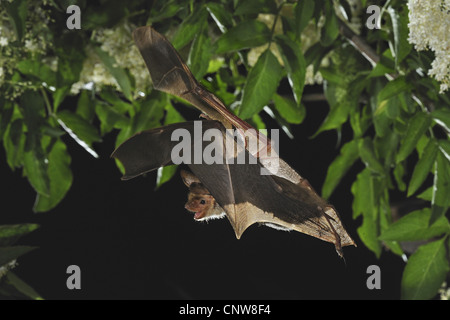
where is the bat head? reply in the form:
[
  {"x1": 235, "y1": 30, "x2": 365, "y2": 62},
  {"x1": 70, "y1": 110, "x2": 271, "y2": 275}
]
[{"x1": 181, "y1": 170, "x2": 225, "y2": 221}]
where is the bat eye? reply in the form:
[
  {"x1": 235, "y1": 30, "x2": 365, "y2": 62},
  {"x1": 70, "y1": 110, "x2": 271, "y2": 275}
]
[{"x1": 200, "y1": 199, "x2": 206, "y2": 205}]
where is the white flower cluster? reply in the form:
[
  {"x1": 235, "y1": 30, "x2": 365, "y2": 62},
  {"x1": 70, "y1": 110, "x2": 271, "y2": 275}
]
[
  {"x1": 71, "y1": 21, "x2": 149, "y2": 97},
  {"x1": 407, "y1": 0, "x2": 450, "y2": 93}
]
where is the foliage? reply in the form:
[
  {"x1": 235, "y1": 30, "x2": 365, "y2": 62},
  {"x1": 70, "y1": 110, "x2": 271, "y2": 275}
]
[
  {"x1": 0, "y1": 223, "x2": 42, "y2": 299},
  {"x1": 0, "y1": 0, "x2": 449, "y2": 299}
]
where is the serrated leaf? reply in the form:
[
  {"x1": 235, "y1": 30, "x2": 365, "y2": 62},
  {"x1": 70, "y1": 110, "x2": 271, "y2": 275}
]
[
  {"x1": 408, "y1": 138, "x2": 438, "y2": 196},
  {"x1": 396, "y1": 112, "x2": 432, "y2": 163},
  {"x1": 322, "y1": 139, "x2": 359, "y2": 199},
  {"x1": 33, "y1": 139, "x2": 73, "y2": 213},
  {"x1": 379, "y1": 208, "x2": 450, "y2": 241},
  {"x1": 215, "y1": 20, "x2": 271, "y2": 54},
  {"x1": 275, "y1": 35, "x2": 306, "y2": 106},
  {"x1": 238, "y1": 50, "x2": 282, "y2": 119},
  {"x1": 401, "y1": 237, "x2": 449, "y2": 300},
  {"x1": 93, "y1": 46, "x2": 133, "y2": 101}
]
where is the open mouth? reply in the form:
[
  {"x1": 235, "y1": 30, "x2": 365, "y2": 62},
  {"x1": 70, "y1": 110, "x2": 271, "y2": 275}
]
[{"x1": 193, "y1": 211, "x2": 205, "y2": 220}]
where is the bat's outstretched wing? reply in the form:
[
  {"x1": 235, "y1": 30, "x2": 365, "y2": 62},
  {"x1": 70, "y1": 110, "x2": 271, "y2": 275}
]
[
  {"x1": 112, "y1": 121, "x2": 355, "y2": 256},
  {"x1": 133, "y1": 26, "x2": 254, "y2": 132}
]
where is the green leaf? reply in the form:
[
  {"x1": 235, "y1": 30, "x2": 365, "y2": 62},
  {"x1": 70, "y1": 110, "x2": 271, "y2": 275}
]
[
  {"x1": 387, "y1": 6, "x2": 412, "y2": 68},
  {"x1": 93, "y1": 46, "x2": 133, "y2": 101},
  {"x1": 294, "y1": 0, "x2": 315, "y2": 36},
  {"x1": 0, "y1": 246, "x2": 37, "y2": 266},
  {"x1": 187, "y1": 24, "x2": 212, "y2": 80},
  {"x1": 275, "y1": 35, "x2": 306, "y2": 106},
  {"x1": 379, "y1": 208, "x2": 450, "y2": 241},
  {"x1": 33, "y1": 139, "x2": 73, "y2": 213},
  {"x1": 4, "y1": 0, "x2": 28, "y2": 42},
  {"x1": 313, "y1": 82, "x2": 352, "y2": 136},
  {"x1": 238, "y1": 50, "x2": 282, "y2": 119},
  {"x1": 234, "y1": 0, "x2": 277, "y2": 15},
  {"x1": 0, "y1": 100, "x2": 14, "y2": 140},
  {"x1": 156, "y1": 165, "x2": 178, "y2": 189},
  {"x1": 172, "y1": 7, "x2": 208, "y2": 49},
  {"x1": 396, "y1": 112, "x2": 432, "y2": 163},
  {"x1": 322, "y1": 139, "x2": 359, "y2": 199},
  {"x1": 215, "y1": 20, "x2": 271, "y2": 54},
  {"x1": 408, "y1": 138, "x2": 438, "y2": 196},
  {"x1": 23, "y1": 144, "x2": 50, "y2": 197},
  {"x1": 431, "y1": 108, "x2": 450, "y2": 132},
  {"x1": 430, "y1": 151, "x2": 450, "y2": 225},
  {"x1": 0, "y1": 224, "x2": 40, "y2": 247},
  {"x1": 321, "y1": 0, "x2": 339, "y2": 46},
  {"x1": 57, "y1": 110, "x2": 102, "y2": 147},
  {"x1": 272, "y1": 93, "x2": 305, "y2": 124},
  {"x1": 206, "y1": 2, "x2": 233, "y2": 33},
  {"x1": 95, "y1": 102, "x2": 130, "y2": 135},
  {"x1": 358, "y1": 138, "x2": 385, "y2": 175},
  {"x1": 352, "y1": 168, "x2": 382, "y2": 257},
  {"x1": 147, "y1": 0, "x2": 183, "y2": 24},
  {"x1": 52, "y1": 86, "x2": 70, "y2": 112},
  {"x1": 3, "y1": 119, "x2": 26, "y2": 169},
  {"x1": 76, "y1": 90, "x2": 95, "y2": 122},
  {"x1": 16, "y1": 60, "x2": 57, "y2": 87},
  {"x1": 5, "y1": 271, "x2": 43, "y2": 300},
  {"x1": 376, "y1": 77, "x2": 413, "y2": 107},
  {"x1": 401, "y1": 237, "x2": 450, "y2": 300}
]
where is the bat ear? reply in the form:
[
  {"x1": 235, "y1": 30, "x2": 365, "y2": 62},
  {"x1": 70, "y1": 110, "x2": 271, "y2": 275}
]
[{"x1": 180, "y1": 170, "x2": 200, "y2": 187}]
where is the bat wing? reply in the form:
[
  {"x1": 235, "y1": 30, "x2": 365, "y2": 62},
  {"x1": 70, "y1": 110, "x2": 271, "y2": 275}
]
[
  {"x1": 111, "y1": 120, "x2": 224, "y2": 180},
  {"x1": 112, "y1": 121, "x2": 355, "y2": 256},
  {"x1": 188, "y1": 133, "x2": 355, "y2": 256},
  {"x1": 133, "y1": 26, "x2": 254, "y2": 132}
]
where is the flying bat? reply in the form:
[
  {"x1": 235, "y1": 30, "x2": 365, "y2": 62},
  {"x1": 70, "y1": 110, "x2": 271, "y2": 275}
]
[{"x1": 111, "y1": 26, "x2": 356, "y2": 257}]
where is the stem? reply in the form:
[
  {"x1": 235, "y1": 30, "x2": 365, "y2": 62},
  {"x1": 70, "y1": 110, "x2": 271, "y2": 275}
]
[
  {"x1": 40, "y1": 87, "x2": 54, "y2": 117},
  {"x1": 267, "y1": 1, "x2": 286, "y2": 49}
]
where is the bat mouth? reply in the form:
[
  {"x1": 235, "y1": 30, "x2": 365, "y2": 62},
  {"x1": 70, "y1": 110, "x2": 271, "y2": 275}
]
[{"x1": 193, "y1": 211, "x2": 205, "y2": 220}]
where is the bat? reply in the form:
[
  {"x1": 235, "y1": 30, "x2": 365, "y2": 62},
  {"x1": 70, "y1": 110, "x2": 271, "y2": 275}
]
[{"x1": 111, "y1": 26, "x2": 356, "y2": 257}]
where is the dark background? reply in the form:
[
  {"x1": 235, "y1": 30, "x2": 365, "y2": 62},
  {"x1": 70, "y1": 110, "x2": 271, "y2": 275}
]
[{"x1": 0, "y1": 84, "x2": 405, "y2": 300}]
